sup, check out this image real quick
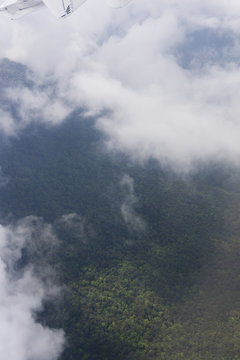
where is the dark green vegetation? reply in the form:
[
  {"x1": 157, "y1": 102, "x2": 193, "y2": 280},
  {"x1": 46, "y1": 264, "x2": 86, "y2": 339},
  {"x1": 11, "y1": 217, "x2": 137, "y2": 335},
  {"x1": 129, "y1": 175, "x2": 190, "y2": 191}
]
[{"x1": 1, "y1": 61, "x2": 240, "y2": 360}]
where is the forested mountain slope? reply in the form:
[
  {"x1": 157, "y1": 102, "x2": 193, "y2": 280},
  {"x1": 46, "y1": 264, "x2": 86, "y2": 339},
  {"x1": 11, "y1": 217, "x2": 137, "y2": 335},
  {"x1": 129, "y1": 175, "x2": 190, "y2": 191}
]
[{"x1": 1, "y1": 60, "x2": 240, "y2": 360}]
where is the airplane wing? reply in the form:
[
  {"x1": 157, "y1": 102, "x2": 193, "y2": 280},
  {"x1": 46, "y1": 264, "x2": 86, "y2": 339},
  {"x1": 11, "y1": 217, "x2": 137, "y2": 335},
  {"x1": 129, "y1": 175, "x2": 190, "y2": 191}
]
[
  {"x1": 0, "y1": 0, "x2": 132, "y2": 19},
  {"x1": 41, "y1": 0, "x2": 87, "y2": 17},
  {"x1": 104, "y1": 0, "x2": 132, "y2": 8},
  {"x1": 10, "y1": 5, "x2": 42, "y2": 18},
  {"x1": 0, "y1": 0, "x2": 44, "y2": 19},
  {"x1": 0, "y1": 0, "x2": 16, "y2": 6}
]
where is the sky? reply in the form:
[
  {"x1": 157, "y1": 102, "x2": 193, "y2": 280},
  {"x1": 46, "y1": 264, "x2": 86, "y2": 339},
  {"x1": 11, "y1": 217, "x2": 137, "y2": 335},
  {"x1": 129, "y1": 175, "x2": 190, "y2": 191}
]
[{"x1": 1, "y1": 0, "x2": 240, "y2": 359}]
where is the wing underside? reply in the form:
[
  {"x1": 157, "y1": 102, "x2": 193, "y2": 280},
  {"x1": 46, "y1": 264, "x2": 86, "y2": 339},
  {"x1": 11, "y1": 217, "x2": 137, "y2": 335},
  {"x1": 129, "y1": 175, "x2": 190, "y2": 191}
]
[
  {"x1": 0, "y1": 0, "x2": 131, "y2": 19},
  {"x1": 0, "y1": 0, "x2": 44, "y2": 19},
  {"x1": 42, "y1": 0, "x2": 87, "y2": 17}
]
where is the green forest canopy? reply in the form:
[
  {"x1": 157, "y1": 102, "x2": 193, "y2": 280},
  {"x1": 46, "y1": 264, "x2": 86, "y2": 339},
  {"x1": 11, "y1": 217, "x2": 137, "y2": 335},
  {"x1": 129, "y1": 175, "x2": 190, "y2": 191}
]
[{"x1": 1, "y1": 111, "x2": 240, "y2": 360}]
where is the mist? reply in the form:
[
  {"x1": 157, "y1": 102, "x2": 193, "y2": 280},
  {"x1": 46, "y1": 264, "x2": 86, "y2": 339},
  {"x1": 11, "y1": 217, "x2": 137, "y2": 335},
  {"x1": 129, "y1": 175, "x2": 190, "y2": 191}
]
[{"x1": 120, "y1": 174, "x2": 146, "y2": 233}]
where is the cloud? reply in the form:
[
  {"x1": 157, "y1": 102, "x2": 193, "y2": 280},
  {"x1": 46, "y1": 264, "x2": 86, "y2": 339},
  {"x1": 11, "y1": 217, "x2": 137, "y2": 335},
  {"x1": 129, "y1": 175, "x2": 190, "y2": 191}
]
[
  {"x1": 0, "y1": 216, "x2": 65, "y2": 360},
  {"x1": 0, "y1": 58, "x2": 71, "y2": 135},
  {"x1": 0, "y1": 108, "x2": 16, "y2": 136},
  {"x1": 57, "y1": 213, "x2": 95, "y2": 243},
  {"x1": 7, "y1": 86, "x2": 71, "y2": 126},
  {"x1": 1, "y1": 0, "x2": 240, "y2": 168},
  {"x1": 120, "y1": 174, "x2": 146, "y2": 233}
]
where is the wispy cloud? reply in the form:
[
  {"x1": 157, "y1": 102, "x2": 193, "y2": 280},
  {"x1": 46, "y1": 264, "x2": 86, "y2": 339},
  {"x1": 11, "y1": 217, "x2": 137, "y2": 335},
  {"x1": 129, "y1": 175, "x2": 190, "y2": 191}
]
[
  {"x1": 120, "y1": 174, "x2": 146, "y2": 233},
  {"x1": 57, "y1": 213, "x2": 95, "y2": 243}
]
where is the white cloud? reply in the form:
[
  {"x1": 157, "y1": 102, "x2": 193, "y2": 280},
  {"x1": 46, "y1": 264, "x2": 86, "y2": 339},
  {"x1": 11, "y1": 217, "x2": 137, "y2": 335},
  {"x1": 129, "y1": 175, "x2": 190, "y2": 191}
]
[
  {"x1": 0, "y1": 217, "x2": 65, "y2": 360},
  {"x1": 121, "y1": 174, "x2": 146, "y2": 233},
  {"x1": 0, "y1": 108, "x2": 16, "y2": 135},
  {"x1": 1, "y1": 0, "x2": 240, "y2": 168},
  {"x1": 8, "y1": 87, "x2": 71, "y2": 126}
]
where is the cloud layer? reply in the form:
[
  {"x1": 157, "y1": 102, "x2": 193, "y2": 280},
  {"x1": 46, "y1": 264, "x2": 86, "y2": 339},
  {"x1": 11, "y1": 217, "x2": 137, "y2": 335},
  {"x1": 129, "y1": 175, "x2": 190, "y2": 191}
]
[
  {"x1": 0, "y1": 217, "x2": 65, "y2": 360},
  {"x1": 1, "y1": 0, "x2": 240, "y2": 169}
]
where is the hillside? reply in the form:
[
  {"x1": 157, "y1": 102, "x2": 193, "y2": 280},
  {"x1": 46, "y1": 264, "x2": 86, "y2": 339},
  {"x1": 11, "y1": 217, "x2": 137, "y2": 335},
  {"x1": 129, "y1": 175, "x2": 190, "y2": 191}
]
[{"x1": 0, "y1": 106, "x2": 239, "y2": 359}]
